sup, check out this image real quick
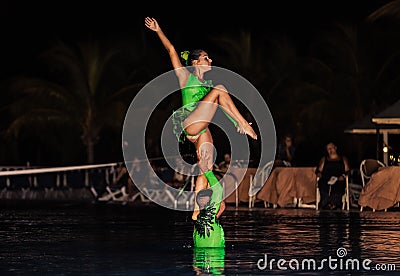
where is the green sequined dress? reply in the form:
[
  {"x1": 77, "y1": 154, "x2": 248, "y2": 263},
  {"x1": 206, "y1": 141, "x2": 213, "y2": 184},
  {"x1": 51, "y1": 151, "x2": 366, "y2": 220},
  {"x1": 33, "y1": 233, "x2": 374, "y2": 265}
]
[
  {"x1": 193, "y1": 171, "x2": 225, "y2": 248},
  {"x1": 172, "y1": 73, "x2": 238, "y2": 141}
]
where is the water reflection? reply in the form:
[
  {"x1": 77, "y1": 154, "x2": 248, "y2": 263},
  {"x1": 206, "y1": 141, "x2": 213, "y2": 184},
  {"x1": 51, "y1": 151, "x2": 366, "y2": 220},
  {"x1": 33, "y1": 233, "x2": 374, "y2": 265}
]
[
  {"x1": 317, "y1": 211, "x2": 350, "y2": 256},
  {"x1": 193, "y1": 247, "x2": 225, "y2": 275},
  {"x1": 0, "y1": 203, "x2": 399, "y2": 274}
]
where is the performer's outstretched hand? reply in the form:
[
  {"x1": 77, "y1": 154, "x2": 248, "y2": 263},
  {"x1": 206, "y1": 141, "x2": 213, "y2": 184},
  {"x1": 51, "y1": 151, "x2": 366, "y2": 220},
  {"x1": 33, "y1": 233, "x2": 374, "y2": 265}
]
[{"x1": 145, "y1": 17, "x2": 160, "y2": 32}]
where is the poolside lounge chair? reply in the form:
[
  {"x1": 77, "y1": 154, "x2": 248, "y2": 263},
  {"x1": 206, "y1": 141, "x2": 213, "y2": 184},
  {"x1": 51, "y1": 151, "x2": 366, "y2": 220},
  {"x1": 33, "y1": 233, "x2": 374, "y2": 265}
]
[
  {"x1": 359, "y1": 159, "x2": 387, "y2": 211},
  {"x1": 248, "y1": 161, "x2": 274, "y2": 208}
]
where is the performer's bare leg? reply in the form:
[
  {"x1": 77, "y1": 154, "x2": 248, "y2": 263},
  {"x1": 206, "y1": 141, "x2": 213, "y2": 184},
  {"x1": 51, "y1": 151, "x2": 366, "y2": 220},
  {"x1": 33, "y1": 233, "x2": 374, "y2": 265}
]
[
  {"x1": 191, "y1": 133, "x2": 215, "y2": 220},
  {"x1": 183, "y1": 84, "x2": 257, "y2": 140},
  {"x1": 187, "y1": 85, "x2": 255, "y2": 220}
]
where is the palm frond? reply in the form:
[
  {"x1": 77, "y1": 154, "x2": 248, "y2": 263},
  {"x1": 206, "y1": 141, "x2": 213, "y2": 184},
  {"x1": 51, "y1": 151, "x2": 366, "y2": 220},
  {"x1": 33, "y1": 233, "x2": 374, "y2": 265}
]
[
  {"x1": 6, "y1": 108, "x2": 69, "y2": 137},
  {"x1": 367, "y1": 0, "x2": 400, "y2": 22}
]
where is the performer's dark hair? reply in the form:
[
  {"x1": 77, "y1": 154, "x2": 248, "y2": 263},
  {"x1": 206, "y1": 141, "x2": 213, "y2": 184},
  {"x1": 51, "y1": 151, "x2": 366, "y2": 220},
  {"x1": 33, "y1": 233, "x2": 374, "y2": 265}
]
[
  {"x1": 188, "y1": 49, "x2": 204, "y2": 64},
  {"x1": 180, "y1": 49, "x2": 205, "y2": 66}
]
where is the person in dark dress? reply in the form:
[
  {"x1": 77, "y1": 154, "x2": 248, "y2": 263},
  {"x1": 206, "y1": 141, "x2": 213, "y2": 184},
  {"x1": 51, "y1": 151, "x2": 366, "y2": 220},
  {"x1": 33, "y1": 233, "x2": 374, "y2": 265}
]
[{"x1": 315, "y1": 142, "x2": 350, "y2": 210}]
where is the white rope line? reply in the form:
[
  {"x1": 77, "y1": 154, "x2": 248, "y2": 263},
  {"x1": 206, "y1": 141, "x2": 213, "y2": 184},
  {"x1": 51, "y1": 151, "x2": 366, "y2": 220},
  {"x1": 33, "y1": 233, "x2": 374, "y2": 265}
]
[
  {"x1": 0, "y1": 154, "x2": 196, "y2": 177},
  {"x1": 0, "y1": 162, "x2": 119, "y2": 176}
]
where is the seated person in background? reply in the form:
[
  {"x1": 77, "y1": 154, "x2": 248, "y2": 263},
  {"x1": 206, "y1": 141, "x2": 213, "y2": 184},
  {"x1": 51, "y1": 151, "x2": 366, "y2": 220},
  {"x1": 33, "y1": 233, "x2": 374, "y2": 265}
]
[
  {"x1": 156, "y1": 161, "x2": 174, "y2": 186},
  {"x1": 276, "y1": 134, "x2": 296, "y2": 166},
  {"x1": 218, "y1": 153, "x2": 232, "y2": 172},
  {"x1": 217, "y1": 153, "x2": 243, "y2": 172},
  {"x1": 172, "y1": 157, "x2": 191, "y2": 188},
  {"x1": 315, "y1": 142, "x2": 350, "y2": 210}
]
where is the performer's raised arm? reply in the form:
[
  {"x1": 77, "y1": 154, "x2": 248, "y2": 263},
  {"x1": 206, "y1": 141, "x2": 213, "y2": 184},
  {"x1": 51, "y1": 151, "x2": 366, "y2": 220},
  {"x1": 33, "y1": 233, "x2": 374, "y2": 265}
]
[{"x1": 144, "y1": 17, "x2": 189, "y2": 87}]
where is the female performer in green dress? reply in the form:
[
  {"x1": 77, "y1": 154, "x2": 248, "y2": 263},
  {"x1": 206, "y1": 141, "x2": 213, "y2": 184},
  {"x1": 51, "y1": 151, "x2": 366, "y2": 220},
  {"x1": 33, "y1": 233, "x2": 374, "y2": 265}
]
[{"x1": 145, "y1": 17, "x2": 257, "y2": 220}]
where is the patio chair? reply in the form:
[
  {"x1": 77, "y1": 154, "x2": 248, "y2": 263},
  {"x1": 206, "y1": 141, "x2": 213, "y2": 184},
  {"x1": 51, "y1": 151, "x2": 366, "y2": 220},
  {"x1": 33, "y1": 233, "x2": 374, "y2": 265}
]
[
  {"x1": 164, "y1": 165, "x2": 197, "y2": 210},
  {"x1": 97, "y1": 166, "x2": 133, "y2": 203},
  {"x1": 359, "y1": 159, "x2": 386, "y2": 211},
  {"x1": 248, "y1": 160, "x2": 274, "y2": 208},
  {"x1": 0, "y1": 168, "x2": 10, "y2": 199},
  {"x1": 162, "y1": 180, "x2": 194, "y2": 209},
  {"x1": 7, "y1": 168, "x2": 32, "y2": 200},
  {"x1": 316, "y1": 174, "x2": 349, "y2": 211},
  {"x1": 89, "y1": 168, "x2": 109, "y2": 199},
  {"x1": 33, "y1": 171, "x2": 61, "y2": 200}
]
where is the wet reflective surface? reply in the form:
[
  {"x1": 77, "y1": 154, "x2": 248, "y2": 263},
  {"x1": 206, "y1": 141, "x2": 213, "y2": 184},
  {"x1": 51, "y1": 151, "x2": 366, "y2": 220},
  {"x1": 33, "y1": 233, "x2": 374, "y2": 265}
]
[{"x1": 1, "y1": 202, "x2": 399, "y2": 275}]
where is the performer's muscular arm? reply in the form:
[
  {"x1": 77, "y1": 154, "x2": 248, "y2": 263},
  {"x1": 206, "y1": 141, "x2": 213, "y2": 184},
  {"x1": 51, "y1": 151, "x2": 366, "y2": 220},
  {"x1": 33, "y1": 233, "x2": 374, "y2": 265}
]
[
  {"x1": 144, "y1": 17, "x2": 189, "y2": 87},
  {"x1": 216, "y1": 200, "x2": 225, "y2": 218}
]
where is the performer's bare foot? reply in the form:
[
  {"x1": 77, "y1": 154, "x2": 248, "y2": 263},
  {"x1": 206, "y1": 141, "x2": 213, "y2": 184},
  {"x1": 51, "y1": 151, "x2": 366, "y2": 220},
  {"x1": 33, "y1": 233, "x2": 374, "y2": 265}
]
[{"x1": 237, "y1": 122, "x2": 257, "y2": 140}]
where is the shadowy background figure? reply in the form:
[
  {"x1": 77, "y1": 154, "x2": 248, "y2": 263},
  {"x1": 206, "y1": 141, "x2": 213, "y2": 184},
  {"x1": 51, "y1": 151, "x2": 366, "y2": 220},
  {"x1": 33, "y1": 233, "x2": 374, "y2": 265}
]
[
  {"x1": 276, "y1": 134, "x2": 296, "y2": 166},
  {"x1": 316, "y1": 142, "x2": 350, "y2": 210}
]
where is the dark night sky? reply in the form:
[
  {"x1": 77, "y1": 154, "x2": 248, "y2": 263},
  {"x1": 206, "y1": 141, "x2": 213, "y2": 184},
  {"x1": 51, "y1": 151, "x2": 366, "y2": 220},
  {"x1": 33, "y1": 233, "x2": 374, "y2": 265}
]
[
  {"x1": 0, "y1": 0, "x2": 397, "y2": 165},
  {"x1": 2, "y1": 1, "x2": 389, "y2": 30},
  {"x1": 0, "y1": 0, "x2": 393, "y2": 45},
  {"x1": 0, "y1": 0, "x2": 394, "y2": 79}
]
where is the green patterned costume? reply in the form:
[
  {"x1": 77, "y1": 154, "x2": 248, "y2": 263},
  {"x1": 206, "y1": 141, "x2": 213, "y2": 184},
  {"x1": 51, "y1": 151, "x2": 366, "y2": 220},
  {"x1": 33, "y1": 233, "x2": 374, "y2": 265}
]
[
  {"x1": 172, "y1": 73, "x2": 238, "y2": 141},
  {"x1": 171, "y1": 74, "x2": 231, "y2": 247},
  {"x1": 193, "y1": 170, "x2": 225, "y2": 248}
]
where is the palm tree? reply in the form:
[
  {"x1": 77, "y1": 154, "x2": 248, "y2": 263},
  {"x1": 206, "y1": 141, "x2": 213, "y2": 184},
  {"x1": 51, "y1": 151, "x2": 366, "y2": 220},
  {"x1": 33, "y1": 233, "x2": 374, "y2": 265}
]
[
  {"x1": 209, "y1": 30, "x2": 332, "y2": 163},
  {"x1": 5, "y1": 37, "x2": 146, "y2": 164},
  {"x1": 297, "y1": 3, "x2": 400, "y2": 163},
  {"x1": 210, "y1": 30, "x2": 269, "y2": 95},
  {"x1": 365, "y1": 0, "x2": 400, "y2": 107},
  {"x1": 367, "y1": 0, "x2": 400, "y2": 22}
]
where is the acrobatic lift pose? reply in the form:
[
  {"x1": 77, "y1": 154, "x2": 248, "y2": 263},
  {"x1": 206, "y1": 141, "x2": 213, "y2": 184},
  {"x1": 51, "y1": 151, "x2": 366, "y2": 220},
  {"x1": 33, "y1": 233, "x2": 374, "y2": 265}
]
[{"x1": 144, "y1": 17, "x2": 257, "y2": 225}]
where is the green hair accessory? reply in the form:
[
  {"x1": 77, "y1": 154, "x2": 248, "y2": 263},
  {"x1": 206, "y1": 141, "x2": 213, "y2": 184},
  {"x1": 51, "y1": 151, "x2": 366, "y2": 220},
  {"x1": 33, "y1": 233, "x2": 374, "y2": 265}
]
[{"x1": 180, "y1": 50, "x2": 190, "y2": 65}]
